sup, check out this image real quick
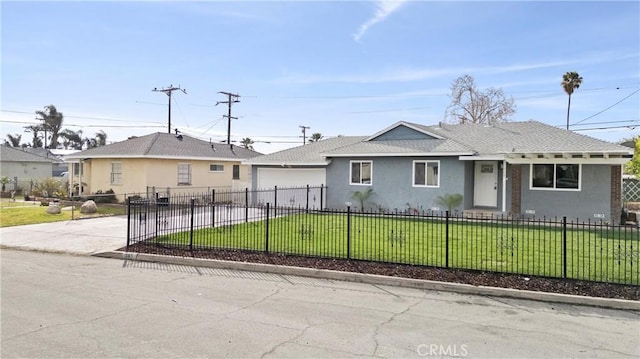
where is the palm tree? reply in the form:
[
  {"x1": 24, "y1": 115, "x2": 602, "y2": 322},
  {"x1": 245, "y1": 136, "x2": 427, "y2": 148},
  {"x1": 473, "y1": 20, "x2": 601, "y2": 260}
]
[
  {"x1": 94, "y1": 130, "x2": 107, "y2": 147},
  {"x1": 24, "y1": 125, "x2": 43, "y2": 148},
  {"x1": 350, "y1": 188, "x2": 374, "y2": 212},
  {"x1": 4, "y1": 134, "x2": 22, "y2": 147},
  {"x1": 434, "y1": 193, "x2": 463, "y2": 213},
  {"x1": 240, "y1": 137, "x2": 254, "y2": 150},
  {"x1": 561, "y1": 71, "x2": 583, "y2": 130},
  {"x1": 308, "y1": 133, "x2": 324, "y2": 143},
  {"x1": 35, "y1": 105, "x2": 64, "y2": 148}
]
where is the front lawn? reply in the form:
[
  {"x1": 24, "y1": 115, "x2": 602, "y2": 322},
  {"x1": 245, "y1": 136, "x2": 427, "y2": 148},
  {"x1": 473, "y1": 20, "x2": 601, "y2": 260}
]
[
  {"x1": 0, "y1": 204, "x2": 126, "y2": 227},
  {"x1": 149, "y1": 212, "x2": 639, "y2": 285}
]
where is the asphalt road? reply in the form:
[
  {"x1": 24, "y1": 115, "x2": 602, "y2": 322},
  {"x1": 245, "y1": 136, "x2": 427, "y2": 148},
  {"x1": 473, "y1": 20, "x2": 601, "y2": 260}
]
[{"x1": 1, "y1": 250, "x2": 638, "y2": 358}]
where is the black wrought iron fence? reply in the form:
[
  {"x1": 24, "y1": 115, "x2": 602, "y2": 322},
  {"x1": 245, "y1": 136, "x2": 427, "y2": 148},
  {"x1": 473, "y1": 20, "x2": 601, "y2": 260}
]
[{"x1": 126, "y1": 189, "x2": 639, "y2": 286}]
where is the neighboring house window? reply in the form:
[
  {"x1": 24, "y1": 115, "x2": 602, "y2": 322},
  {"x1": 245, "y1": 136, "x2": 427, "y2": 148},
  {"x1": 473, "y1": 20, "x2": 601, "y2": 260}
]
[
  {"x1": 232, "y1": 165, "x2": 240, "y2": 180},
  {"x1": 177, "y1": 164, "x2": 191, "y2": 185},
  {"x1": 531, "y1": 164, "x2": 580, "y2": 190},
  {"x1": 350, "y1": 161, "x2": 372, "y2": 185},
  {"x1": 73, "y1": 163, "x2": 83, "y2": 176},
  {"x1": 110, "y1": 162, "x2": 122, "y2": 185},
  {"x1": 413, "y1": 160, "x2": 439, "y2": 187},
  {"x1": 210, "y1": 164, "x2": 224, "y2": 172}
]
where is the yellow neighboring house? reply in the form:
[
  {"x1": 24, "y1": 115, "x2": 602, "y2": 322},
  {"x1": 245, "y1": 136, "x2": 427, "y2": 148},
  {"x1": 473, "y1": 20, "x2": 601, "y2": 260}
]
[{"x1": 63, "y1": 132, "x2": 261, "y2": 198}]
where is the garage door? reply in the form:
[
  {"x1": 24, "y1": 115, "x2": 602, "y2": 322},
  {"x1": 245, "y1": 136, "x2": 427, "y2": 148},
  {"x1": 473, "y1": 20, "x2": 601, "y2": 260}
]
[{"x1": 256, "y1": 168, "x2": 326, "y2": 209}]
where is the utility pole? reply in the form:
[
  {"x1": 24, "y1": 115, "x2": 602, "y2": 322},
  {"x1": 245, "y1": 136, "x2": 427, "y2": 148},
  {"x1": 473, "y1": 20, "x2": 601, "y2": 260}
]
[
  {"x1": 153, "y1": 85, "x2": 187, "y2": 133},
  {"x1": 216, "y1": 91, "x2": 240, "y2": 145},
  {"x1": 299, "y1": 125, "x2": 310, "y2": 145}
]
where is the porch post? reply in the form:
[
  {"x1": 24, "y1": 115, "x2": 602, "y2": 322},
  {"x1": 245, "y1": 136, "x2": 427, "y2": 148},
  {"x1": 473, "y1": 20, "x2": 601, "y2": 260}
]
[{"x1": 502, "y1": 160, "x2": 507, "y2": 213}]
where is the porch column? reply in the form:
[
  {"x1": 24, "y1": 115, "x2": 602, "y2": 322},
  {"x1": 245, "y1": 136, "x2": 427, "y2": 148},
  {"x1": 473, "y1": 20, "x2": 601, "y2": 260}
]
[
  {"x1": 611, "y1": 165, "x2": 622, "y2": 223},
  {"x1": 511, "y1": 164, "x2": 522, "y2": 217},
  {"x1": 502, "y1": 160, "x2": 507, "y2": 212}
]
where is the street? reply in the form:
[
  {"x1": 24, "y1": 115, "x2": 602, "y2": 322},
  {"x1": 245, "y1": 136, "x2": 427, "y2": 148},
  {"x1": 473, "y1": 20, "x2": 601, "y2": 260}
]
[{"x1": 1, "y1": 249, "x2": 638, "y2": 358}]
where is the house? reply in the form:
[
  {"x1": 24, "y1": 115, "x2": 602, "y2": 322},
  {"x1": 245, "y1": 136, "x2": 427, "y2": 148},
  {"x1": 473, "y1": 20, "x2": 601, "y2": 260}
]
[
  {"x1": 22, "y1": 147, "x2": 79, "y2": 176},
  {"x1": 245, "y1": 121, "x2": 633, "y2": 221},
  {"x1": 0, "y1": 145, "x2": 61, "y2": 192},
  {"x1": 63, "y1": 132, "x2": 261, "y2": 197}
]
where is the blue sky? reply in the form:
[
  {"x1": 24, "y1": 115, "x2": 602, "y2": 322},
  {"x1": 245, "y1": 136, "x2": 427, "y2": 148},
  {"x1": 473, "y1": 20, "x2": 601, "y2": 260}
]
[{"x1": 2, "y1": 1, "x2": 639, "y2": 154}]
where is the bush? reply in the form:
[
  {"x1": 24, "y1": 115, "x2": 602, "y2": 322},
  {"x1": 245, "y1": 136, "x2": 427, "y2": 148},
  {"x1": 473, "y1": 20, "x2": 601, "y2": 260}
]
[
  {"x1": 89, "y1": 189, "x2": 118, "y2": 203},
  {"x1": 32, "y1": 177, "x2": 67, "y2": 198}
]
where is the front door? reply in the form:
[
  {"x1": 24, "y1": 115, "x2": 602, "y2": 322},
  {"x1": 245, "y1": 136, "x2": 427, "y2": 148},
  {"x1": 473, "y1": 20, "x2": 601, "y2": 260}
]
[{"x1": 474, "y1": 161, "x2": 498, "y2": 207}]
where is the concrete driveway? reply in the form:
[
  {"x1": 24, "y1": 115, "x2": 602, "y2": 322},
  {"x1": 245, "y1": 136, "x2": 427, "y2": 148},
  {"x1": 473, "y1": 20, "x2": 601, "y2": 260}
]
[{"x1": 0, "y1": 216, "x2": 127, "y2": 255}]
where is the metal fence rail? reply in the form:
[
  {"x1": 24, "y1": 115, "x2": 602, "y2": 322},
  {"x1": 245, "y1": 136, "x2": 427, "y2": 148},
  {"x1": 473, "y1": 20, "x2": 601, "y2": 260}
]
[{"x1": 127, "y1": 190, "x2": 640, "y2": 286}]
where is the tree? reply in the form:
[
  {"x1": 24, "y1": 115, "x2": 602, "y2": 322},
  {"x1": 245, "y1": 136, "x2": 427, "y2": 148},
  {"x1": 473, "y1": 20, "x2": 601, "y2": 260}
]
[
  {"x1": 0, "y1": 176, "x2": 12, "y2": 193},
  {"x1": 60, "y1": 129, "x2": 84, "y2": 150},
  {"x1": 624, "y1": 136, "x2": 639, "y2": 177},
  {"x1": 445, "y1": 74, "x2": 516, "y2": 125},
  {"x1": 561, "y1": 71, "x2": 583, "y2": 130},
  {"x1": 4, "y1": 134, "x2": 22, "y2": 147},
  {"x1": 35, "y1": 105, "x2": 64, "y2": 149},
  {"x1": 308, "y1": 133, "x2": 324, "y2": 143},
  {"x1": 240, "y1": 137, "x2": 254, "y2": 150},
  {"x1": 24, "y1": 125, "x2": 43, "y2": 148},
  {"x1": 94, "y1": 130, "x2": 107, "y2": 147}
]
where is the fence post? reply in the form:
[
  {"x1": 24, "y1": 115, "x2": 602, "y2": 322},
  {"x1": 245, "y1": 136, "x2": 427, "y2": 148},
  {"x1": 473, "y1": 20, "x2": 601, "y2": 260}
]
[
  {"x1": 563, "y1": 216, "x2": 567, "y2": 278},
  {"x1": 126, "y1": 197, "x2": 131, "y2": 248},
  {"x1": 211, "y1": 189, "x2": 215, "y2": 227},
  {"x1": 274, "y1": 186, "x2": 278, "y2": 210},
  {"x1": 347, "y1": 205, "x2": 351, "y2": 259},
  {"x1": 320, "y1": 185, "x2": 324, "y2": 210},
  {"x1": 445, "y1": 210, "x2": 450, "y2": 268},
  {"x1": 265, "y1": 202, "x2": 270, "y2": 253},
  {"x1": 306, "y1": 185, "x2": 310, "y2": 213},
  {"x1": 245, "y1": 187, "x2": 249, "y2": 223},
  {"x1": 190, "y1": 197, "x2": 195, "y2": 251},
  {"x1": 155, "y1": 192, "x2": 159, "y2": 237}
]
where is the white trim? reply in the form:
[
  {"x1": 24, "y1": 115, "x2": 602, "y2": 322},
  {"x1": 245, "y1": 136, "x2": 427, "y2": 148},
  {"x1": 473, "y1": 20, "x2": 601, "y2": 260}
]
[
  {"x1": 242, "y1": 161, "x2": 330, "y2": 166},
  {"x1": 459, "y1": 155, "x2": 506, "y2": 161},
  {"x1": 508, "y1": 157, "x2": 630, "y2": 165},
  {"x1": 349, "y1": 160, "x2": 373, "y2": 186},
  {"x1": 209, "y1": 163, "x2": 225, "y2": 172},
  {"x1": 110, "y1": 161, "x2": 123, "y2": 186},
  {"x1": 502, "y1": 160, "x2": 507, "y2": 212},
  {"x1": 177, "y1": 163, "x2": 192, "y2": 186},
  {"x1": 529, "y1": 163, "x2": 582, "y2": 192},
  {"x1": 63, "y1": 154, "x2": 248, "y2": 162},
  {"x1": 412, "y1": 160, "x2": 440, "y2": 188},
  {"x1": 364, "y1": 121, "x2": 445, "y2": 141},
  {"x1": 329, "y1": 151, "x2": 474, "y2": 158}
]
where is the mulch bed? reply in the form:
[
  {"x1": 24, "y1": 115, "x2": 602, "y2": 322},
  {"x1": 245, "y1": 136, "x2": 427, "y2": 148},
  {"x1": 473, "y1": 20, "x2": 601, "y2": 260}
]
[{"x1": 122, "y1": 243, "x2": 640, "y2": 301}]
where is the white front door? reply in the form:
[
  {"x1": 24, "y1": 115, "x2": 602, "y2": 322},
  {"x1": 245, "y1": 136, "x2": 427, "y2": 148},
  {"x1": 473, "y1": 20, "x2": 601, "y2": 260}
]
[{"x1": 474, "y1": 161, "x2": 498, "y2": 207}]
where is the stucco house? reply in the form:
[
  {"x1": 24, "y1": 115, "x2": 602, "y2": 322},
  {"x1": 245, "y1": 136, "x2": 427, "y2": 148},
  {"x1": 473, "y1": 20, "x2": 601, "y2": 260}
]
[
  {"x1": 64, "y1": 132, "x2": 261, "y2": 198},
  {"x1": 0, "y1": 145, "x2": 61, "y2": 191},
  {"x1": 244, "y1": 121, "x2": 633, "y2": 221}
]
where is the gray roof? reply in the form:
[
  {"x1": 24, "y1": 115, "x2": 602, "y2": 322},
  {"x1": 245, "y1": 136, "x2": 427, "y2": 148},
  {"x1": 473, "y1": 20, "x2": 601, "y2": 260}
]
[
  {"x1": 0, "y1": 145, "x2": 60, "y2": 163},
  {"x1": 64, "y1": 132, "x2": 261, "y2": 161},
  {"x1": 322, "y1": 138, "x2": 472, "y2": 156},
  {"x1": 244, "y1": 136, "x2": 367, "y2": 164},
  {"x1": 418, "y1": 121, "x2": 632, "y2": 155}
]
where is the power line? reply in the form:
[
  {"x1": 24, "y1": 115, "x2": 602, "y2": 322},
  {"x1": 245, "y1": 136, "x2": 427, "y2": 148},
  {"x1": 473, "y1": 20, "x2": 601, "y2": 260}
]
[
  {"x1": 0, "y1": 109, "x2": 164, "y2": 124},
  {"x1": 572, "y1": 88, "x2": 640, "y2": 126}
]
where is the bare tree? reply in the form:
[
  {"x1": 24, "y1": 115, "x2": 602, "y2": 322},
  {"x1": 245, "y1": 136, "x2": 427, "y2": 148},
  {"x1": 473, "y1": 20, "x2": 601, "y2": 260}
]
[{"x1": 445, "y1": 74, "x2": 516, "y2": 125}]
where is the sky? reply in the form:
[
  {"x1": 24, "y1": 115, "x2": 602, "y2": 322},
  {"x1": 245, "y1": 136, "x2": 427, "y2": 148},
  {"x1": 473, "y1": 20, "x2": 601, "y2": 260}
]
[{"x1": 1, "y1": 0, "x2": 639, "y2": 154}]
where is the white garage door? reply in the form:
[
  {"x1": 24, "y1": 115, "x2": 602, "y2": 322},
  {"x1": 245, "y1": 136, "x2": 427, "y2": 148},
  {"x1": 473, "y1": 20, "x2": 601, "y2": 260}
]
[{"x1": 256, "y1": 168, "x2": 326, "y2": 209}]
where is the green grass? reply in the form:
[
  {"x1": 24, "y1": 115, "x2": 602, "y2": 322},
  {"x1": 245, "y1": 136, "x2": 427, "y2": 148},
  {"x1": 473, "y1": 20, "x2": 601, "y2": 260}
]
[
  {"x1": 0, "y1": 203, "x2": 127, "y2": 227},
  {"x1": 149, "y1": 213, "x2": 639, "y2": 285}
]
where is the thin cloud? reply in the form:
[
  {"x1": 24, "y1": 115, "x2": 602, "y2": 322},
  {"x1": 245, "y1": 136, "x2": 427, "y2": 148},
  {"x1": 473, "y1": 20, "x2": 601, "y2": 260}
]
[{"x1": 353, "y1": 0, "x2": 407, "y2": 42}]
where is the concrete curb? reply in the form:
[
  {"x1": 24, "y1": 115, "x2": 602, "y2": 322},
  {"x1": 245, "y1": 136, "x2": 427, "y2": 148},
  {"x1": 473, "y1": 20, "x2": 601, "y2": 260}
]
[{"x1": 95, "y1": 251, "x2": 640, "y2": 311}]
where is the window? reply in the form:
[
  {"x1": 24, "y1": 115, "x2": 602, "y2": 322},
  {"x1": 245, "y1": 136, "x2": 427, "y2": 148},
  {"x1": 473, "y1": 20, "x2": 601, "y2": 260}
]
[
  {"x1": 531, "y1": 164, "x2": 580, "y2": 190},
  {"x1": 413, "y1": 160, "x2": 439, "y2": 187},
  {"x1": 350, "y1": 161, "x2": 372, "y2": 185},
  {"x1": 210, "y1": 164, "x2": 224, "y2": 172},
  {"x1": 110, "y1": 162, "x2": 122, "y2": 185},
  {"x1": 73, "y1": 163, "x2": 83, "y2": 176},
  {"x1": 232, "y1": 165, "x2": 240, "y2": 180},
  {"x1": 177, "y1": 163, "x2": 191, "y2": 185}
]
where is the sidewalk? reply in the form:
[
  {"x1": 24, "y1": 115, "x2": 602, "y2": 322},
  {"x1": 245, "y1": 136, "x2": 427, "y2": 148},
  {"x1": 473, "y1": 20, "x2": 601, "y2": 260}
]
[{"x1": 0, "y1": 216, "x2": 127, "y2": 255}]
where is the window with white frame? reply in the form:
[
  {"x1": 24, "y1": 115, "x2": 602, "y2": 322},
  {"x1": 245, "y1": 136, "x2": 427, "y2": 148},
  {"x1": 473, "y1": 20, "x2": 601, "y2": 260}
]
[
  {"x1": 413, "y1": 160, "x2": 439, "y2": 187},
  {"x1": 73, "y1": 162, "x2": 83, "y2": 176},
  {"x1": 350, "y1": 161, "x2": 372, "y2": 185},
  {"x1": 209, "y1": 164, "x2": 224, "y2": 172},
  {"x1": 177, "y1": 163, "x2": 192, "y2": 185},
  {"x1": 110, "y1": 162, "x2": 122, "y2": 185},
  {"x1": 531, "y1": 163, "x2": 580, "y2": 190}
]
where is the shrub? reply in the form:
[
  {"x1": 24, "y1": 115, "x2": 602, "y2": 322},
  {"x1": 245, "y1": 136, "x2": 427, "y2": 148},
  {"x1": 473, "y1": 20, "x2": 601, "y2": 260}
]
[{"x1": 32, "y1": 177, "x2": 67, "y2": 198}]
